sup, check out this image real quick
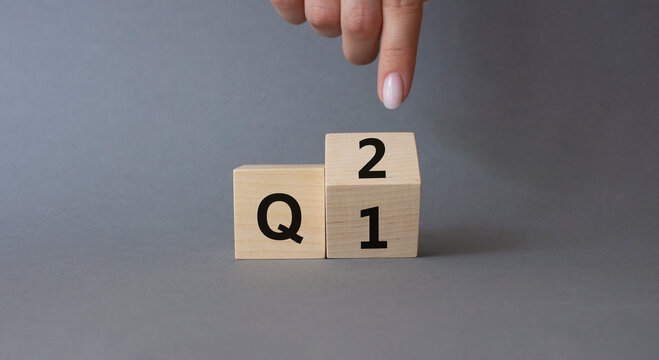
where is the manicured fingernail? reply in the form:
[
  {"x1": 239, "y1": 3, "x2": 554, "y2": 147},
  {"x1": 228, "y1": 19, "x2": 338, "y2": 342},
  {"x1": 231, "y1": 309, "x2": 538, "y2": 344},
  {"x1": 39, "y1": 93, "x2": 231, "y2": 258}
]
[{"x1": 383, "y1": 72, "x2": 403, "y2": 110}]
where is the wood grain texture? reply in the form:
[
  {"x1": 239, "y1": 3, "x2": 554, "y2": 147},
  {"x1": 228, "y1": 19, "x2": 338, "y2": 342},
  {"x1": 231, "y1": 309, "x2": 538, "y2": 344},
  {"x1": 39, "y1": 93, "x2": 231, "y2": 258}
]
[
  {"x1": 325, "y1": 133, "x2": 421, "y2": 258},
  {"x1": 233, "y1": 165, "x2": 325, "y2": 259}
]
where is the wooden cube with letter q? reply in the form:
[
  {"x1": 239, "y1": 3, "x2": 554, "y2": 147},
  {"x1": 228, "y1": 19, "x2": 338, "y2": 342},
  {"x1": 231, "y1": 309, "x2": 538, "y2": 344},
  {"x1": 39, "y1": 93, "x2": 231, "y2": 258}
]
[
  {"x1": 233, "y1": 165, "x2": 326, "y2": 259},
  {"x1": 325, "y1": 133, "x2": 421, "y2": 258}
]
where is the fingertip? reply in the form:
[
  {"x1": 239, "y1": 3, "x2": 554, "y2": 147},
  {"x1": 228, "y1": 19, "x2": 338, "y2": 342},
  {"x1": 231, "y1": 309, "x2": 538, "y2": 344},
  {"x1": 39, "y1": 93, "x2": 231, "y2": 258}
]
[
  {"x1": 343, "y1": 49, "x2": 378, "y2": 65},
  {"x1": 271, "y1": 0, "x2": 307, "y2": 25},
  {"x1": 284, "y1": 17, "x2": 307, "y2": 25},
  {"x1": 382, "y1": 72, "x2": 404, "y2": 110},
  {"x1": 287, "y1": 16, "x2": 307, "y2": 25},
  {"x1": 306, "y1": 2, "x2": 342, "y2": 38}
]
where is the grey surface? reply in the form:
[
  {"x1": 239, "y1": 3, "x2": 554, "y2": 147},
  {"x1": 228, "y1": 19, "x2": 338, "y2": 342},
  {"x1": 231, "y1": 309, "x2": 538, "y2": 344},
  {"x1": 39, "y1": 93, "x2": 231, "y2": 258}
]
[{"x1": 1, "y1": 0, "x2": 658, "y2": 359}]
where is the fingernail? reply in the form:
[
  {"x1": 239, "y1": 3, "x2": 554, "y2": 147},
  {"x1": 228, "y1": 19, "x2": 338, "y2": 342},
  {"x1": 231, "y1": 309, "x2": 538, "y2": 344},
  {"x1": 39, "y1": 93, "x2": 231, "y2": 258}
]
[{"x1": 383, "y1": 73, "x2": 403, "y2": 110}]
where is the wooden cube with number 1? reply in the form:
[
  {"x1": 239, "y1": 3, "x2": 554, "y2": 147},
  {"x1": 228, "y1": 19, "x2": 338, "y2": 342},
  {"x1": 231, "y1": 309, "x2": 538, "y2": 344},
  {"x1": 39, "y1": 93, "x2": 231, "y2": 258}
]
[{"x1": 325, "y1": 133, "x2": 421, "y2": 258}]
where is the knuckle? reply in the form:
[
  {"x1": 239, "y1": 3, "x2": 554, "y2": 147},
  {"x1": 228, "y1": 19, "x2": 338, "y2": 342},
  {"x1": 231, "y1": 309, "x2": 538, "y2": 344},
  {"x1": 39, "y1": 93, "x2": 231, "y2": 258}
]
[
  {"x1": 380, "y1": 45, "x2": 409, "y2": 58},
  {"x1": 306, "y1": 5, "x2": 340, "y2": 29},
  {"x1": 343, "y1": 8, "x2": 381, "y2": 36},
  {"x1": 383, "y1": 0, "x2": 423, "y2": 12}
]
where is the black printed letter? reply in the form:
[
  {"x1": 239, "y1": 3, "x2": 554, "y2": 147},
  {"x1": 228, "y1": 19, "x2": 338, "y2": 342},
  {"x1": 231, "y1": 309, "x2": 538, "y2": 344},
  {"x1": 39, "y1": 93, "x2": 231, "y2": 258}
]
[{"x1": 257, "y1": 193, "x2": 303, "y2": 244}]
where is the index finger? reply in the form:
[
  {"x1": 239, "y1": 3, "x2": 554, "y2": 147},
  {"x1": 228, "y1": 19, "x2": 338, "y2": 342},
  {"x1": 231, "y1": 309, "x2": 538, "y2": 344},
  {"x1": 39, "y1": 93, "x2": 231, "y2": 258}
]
[{"x1": 377, "y1": 0, "x2": 423, "y2": 109}]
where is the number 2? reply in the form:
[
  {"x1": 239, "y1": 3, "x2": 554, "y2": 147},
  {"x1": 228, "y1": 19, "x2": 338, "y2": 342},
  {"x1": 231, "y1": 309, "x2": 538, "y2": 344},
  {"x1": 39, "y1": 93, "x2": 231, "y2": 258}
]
[{"x1": 358, "y1": 138, "x2": 386, "y2": 179}]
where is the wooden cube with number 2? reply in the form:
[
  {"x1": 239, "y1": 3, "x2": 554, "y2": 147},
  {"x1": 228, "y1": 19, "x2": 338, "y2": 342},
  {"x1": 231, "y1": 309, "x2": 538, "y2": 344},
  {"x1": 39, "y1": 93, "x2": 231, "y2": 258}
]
[{"x1": 325, "y1": 133, "x2": 421, "y2": 258}]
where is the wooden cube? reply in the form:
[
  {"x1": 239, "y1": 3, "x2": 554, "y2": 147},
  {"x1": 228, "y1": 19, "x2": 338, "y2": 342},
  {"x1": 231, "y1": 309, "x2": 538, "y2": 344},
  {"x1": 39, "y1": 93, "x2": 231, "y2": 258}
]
[
  {"x1": 325, "y1": 133, "x2": 421, "y2": 258},
  {"x1": 233, "y1": 165, "x2": 325, "y2": 259}
]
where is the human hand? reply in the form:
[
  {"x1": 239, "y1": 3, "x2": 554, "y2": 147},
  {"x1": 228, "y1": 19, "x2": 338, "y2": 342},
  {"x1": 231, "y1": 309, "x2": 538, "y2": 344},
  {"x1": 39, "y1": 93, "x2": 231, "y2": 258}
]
[{"x1": 270, "y1": 0, "x2": 424, "y2": 109}]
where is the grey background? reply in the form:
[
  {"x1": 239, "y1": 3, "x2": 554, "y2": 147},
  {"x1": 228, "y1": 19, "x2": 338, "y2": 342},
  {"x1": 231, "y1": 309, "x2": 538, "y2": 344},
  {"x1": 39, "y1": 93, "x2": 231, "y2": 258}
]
[{"x1": 1, "y1": 0, "x2": 658, "y2": 359}]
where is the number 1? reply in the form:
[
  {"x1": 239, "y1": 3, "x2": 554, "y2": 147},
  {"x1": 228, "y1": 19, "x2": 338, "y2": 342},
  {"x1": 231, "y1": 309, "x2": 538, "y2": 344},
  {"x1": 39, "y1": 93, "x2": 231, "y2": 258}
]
[{"x1": 361, "y1": 207, "x2": 387, "y2": 249}]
